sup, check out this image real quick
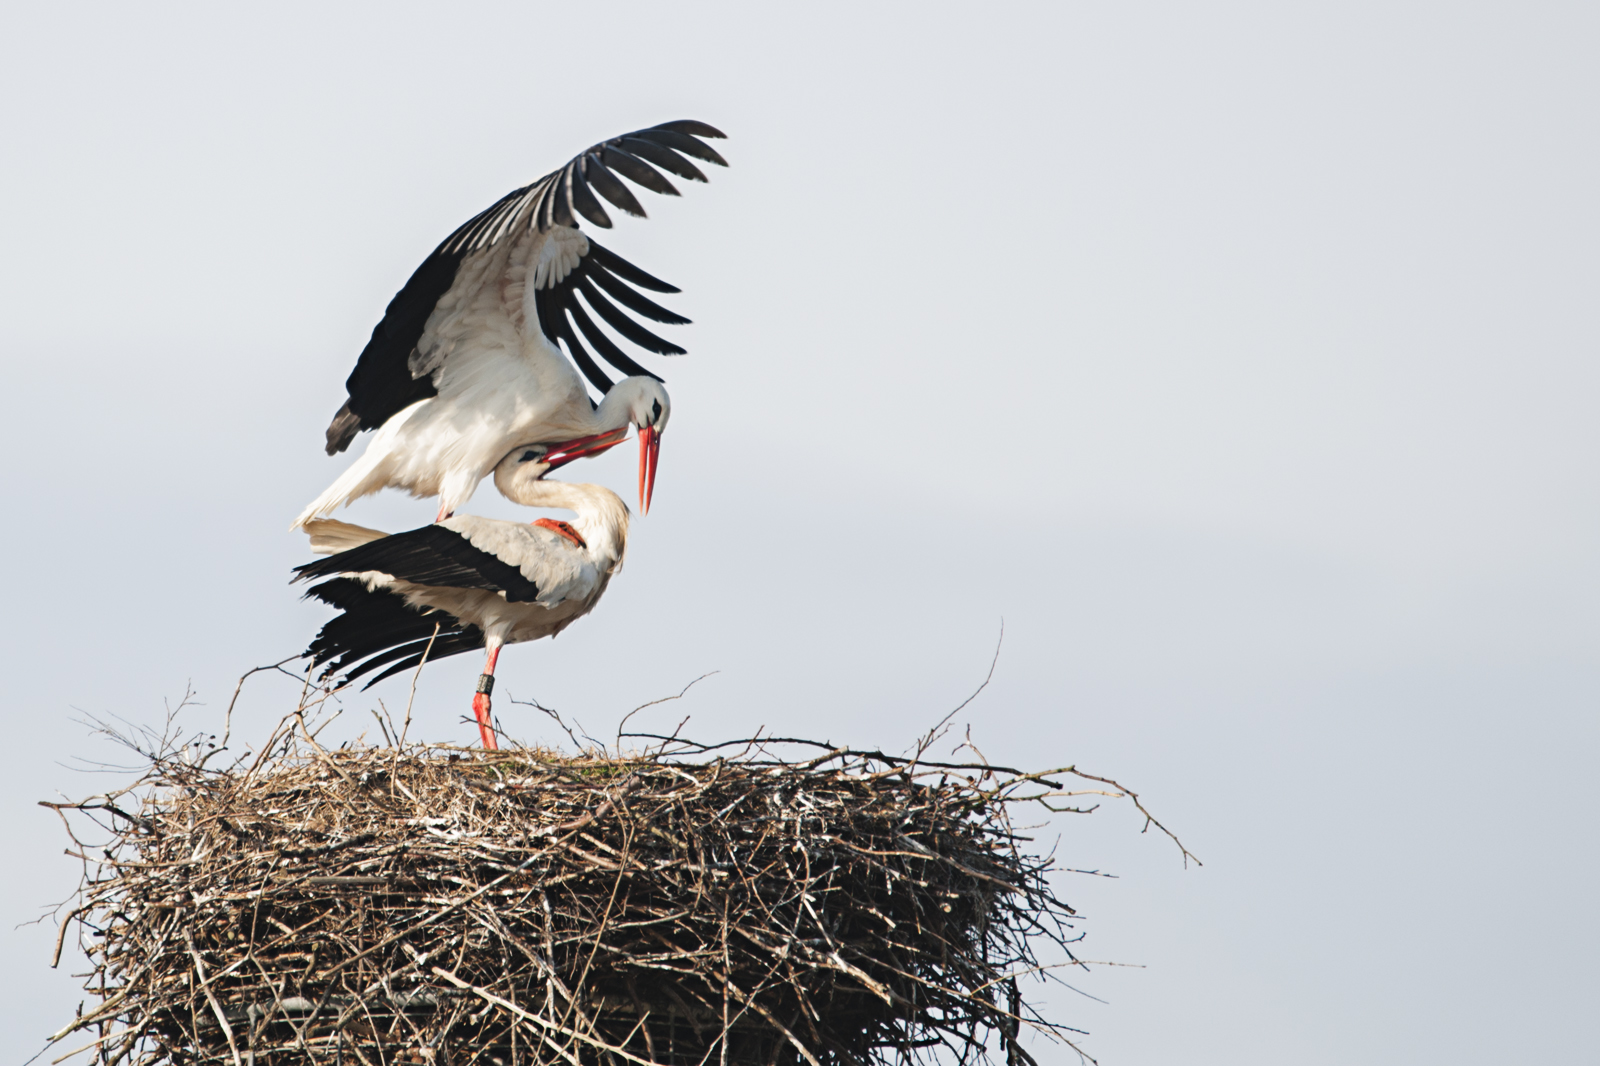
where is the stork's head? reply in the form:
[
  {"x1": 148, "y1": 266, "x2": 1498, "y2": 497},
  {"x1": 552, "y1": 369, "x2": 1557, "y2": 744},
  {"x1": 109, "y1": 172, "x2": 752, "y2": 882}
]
[
  {"x1": 491, "y1": 449, "x2": 554, "y2": 502},
  {"x1": 530, "y1": 378, "x2": 671, "y2": 514},
  {"x1": 616, "y1": 378, "x2": 669, "y2": 515}
]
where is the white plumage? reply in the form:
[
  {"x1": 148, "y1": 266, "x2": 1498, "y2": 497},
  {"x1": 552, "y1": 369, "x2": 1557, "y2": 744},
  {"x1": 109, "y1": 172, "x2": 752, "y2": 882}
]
[
  {"x1": 294, "y1": 368, "x2": 666, "y2": 528},
  {"x1": 296, "y1": 451, "x2": 631, "y2": 749},
  {"x1": 296, "y1": 120, "x2": 727, "y2": 528}
]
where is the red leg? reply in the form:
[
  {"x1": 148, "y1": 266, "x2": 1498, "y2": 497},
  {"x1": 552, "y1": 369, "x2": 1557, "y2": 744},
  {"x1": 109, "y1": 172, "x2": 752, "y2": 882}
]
[{"x1": 471, "y1": 645, "x2": 502, "y2": 750}]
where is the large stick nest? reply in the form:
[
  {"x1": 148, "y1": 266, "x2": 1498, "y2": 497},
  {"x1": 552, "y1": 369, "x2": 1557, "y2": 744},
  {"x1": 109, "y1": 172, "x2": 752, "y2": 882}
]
[{"x1": 43, "y1": 714, "x2": 1190, "y2": 1066}]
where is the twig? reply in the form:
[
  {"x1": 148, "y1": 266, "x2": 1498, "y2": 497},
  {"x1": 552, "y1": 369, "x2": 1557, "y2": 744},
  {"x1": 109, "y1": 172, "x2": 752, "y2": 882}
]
[
  {"x1": 49, "y1": 906, "x2": 85, "y2": 968},
  {"x1": 399, "y1": 624, "x2": 440, "y2": 751},
  {"x1": 185, "y1": 929, "x2": 243, "y2": 1066},
  {"x1": 42, "y1": 722, "x2": 1184, "y2": 1065},
  {"x1": 615, "y1": 671, "x2": 720, "y2": 752},
  {"x1": 430, "y1": 967, "x2": 658, "y2": 1066},
  {"x1": 200, "y1": 658, "x2": 304, "y2": 770},
  {"x1": 913, "y1": 620, "x2": 1005, "y2": 757}
]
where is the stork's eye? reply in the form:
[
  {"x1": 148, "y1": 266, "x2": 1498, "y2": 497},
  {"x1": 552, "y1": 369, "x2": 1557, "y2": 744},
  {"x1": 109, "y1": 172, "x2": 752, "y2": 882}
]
[
  {"x1": 651, "y1": 399, "x2": 663, "y2": 423},
  {"x1": 519, "y1": 447, "x2": 547, "y2": 463}
]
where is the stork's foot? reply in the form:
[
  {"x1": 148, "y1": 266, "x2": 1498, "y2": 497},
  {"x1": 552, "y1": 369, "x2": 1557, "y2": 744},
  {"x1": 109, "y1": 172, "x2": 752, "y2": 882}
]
[{"x1": 471, "y1": 675, "x2": 497, "y2": 750}]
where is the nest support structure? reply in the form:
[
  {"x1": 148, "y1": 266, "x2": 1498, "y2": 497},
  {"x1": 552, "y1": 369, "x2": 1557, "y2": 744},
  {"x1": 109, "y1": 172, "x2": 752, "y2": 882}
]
[{"x1": 44, "y1": 731, "x2": 1179, "y2": 1066}]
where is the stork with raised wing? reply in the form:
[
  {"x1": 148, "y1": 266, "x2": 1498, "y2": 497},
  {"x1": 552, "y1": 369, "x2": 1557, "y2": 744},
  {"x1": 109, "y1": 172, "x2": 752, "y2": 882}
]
[
  {"x1": 293, "y1": 119, "x2": 726, "y2": 528},
  {"x1": 294, "y1": 447, "x2": 628, "y2": 749}
]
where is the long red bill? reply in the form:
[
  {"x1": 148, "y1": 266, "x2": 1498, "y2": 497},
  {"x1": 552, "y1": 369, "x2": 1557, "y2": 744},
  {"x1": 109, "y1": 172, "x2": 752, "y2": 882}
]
[
  {"x1": 541, "y1": 427, "x2": 628, "y2": 470},
  {"x1": 638, "y1": 425, "x2": 662, "y2": 514}
]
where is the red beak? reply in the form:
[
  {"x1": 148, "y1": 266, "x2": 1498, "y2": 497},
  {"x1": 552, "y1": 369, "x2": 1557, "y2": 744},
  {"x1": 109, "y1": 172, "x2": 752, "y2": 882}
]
[
  {"x1": 541, "y1": 427, "x2": 628, "y2": 471},
  {"x1": 638, "y1": 424, "x2": 662, "y2": 514}
]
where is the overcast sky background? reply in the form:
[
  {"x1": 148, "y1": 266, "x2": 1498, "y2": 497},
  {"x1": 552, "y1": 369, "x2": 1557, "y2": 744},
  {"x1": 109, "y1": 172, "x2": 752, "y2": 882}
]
[{"x1": 2, "y1": 2, "x2": 1597, "y2": 1062}]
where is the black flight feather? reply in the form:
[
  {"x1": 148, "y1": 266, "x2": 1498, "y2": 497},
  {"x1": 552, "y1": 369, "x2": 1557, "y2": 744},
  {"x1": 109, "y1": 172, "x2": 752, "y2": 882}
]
[
  {"x1": 532, "y1": 239, "x2": 686, "y2": 392},
  {"x1": 330, "y1": 247, "x2": 462, "y2": 450},
  {"x1": 557, "y1": 316, "x2": 620, "y2": 393},
  {"x1": 294, "y1": 525, "x2": 541, "y2": 603},
  {"x1": 581, "y1": 154, "x2": 646, "y2": 218},
  {"x1": 327, "y1": 120, "x2": 720, "y2": 444},
  {"x1": 618, "y1": 137, "x2": 708, "y2": 183},
  {"x1": 577, "y1": 279, "x2": 687, "y2": 355},
  {"x1": 565, "y1": 164, "x2": 613, "y2": 228},
  {"x1": 302, "y1": 577, "x2": 486, "y2": 686},
  {"x1": 569, "y1": 302, "x2": 664, "y2": 381},
  {"x1": 550, "y1": 172, "x2": 575, "y2": 228},
  {"x1": 656, "y1": 120, "x2": 727, "y2": 140},
  {"x1": 588, "y1": 264, "x2": 690, "y2": 324},
  {"x1": 588, "y1": 241, "x2": 680, "y2": 293},
  {"x1": 537, "y1": 181, "x2": 558, "y2": 232},
  {"x1": 534, "y1": 285, "x2": 617, "y2": 394},
  {"x1": 601, "y1": 146, "x2": 679, "y2": 197},
  {"x1": 633, "y1": 128, "x2": 729, "y2": 168}
]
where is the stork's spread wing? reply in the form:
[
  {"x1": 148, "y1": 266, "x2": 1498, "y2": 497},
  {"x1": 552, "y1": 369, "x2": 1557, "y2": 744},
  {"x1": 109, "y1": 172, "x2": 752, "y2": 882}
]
[
  {"x1": 532, "y1": 239, "x2": 687, "y2": 396},
  {"x1": 293, "y1": 524, "x2": 542, "y2": 603},
  {"x1": 302, "y1": 577, "x2": 487, "y2": 686},
  {"x1": 326, "y1": 119, "x2": 726, "y2": 454}
]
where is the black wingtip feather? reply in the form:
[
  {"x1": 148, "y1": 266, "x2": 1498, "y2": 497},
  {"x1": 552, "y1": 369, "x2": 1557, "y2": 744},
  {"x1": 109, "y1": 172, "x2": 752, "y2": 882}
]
[
  {"x1": 619, "y1": 137, "x2": 708, "y2": 183},
  {"x1": 577, "y1": 279, "x2": 687, "y2": 356},
  {"x1": 563, "y1": 318, "x2": 621, "y2": 394},
  {"x1": 536, "y1": 287, "x2": 617, "y2": 394},
  {"x1": 587, "y1": 241, "x2": 681, "y2": 294},
  {"x1": 525, "y1": 121, "x2": 726, "y2": 233},
  {"x1": 582, "y1": 154, "x2": 647, "y2": 218},
  {"x1": 566, "y1": 163, "x2": 613, "y2": 228},
  {"x1": 601, "y1": 146, "x2": 679, "y2": 198},
  {"x1": 588, "y1": 263, "x2": 691, "y2": 324},
  {"x1": 551, "y1": 173, "x2": 576, "y2": 228},
  {"x1": 344, "y1": 119, "x2": 711, "y2": 426},
  {"x1": 656, "y1": 119, "x2": 727, "y2": 140},
  {"x1": 569, "y1": 302, "x2": 666, "y2": 382},
  {"x1": 633, "y1": 128, "x2": 729, "y2": 168}
]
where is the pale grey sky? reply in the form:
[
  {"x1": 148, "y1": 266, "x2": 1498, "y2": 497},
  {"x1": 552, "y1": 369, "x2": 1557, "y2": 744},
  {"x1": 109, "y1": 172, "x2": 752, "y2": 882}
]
[{"x1": 2, "y1": 3, "x2": 1596, "y2": 1063}]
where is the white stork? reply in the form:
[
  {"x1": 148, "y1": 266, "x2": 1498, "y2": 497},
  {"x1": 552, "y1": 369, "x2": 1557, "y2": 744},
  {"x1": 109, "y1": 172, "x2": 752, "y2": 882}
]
[
  {"x1": 293, "y1": 119, "x2": 727, "y2": 529},
  {"x1": 294, "y1": 447, "x2": 629, "y2": 750}
]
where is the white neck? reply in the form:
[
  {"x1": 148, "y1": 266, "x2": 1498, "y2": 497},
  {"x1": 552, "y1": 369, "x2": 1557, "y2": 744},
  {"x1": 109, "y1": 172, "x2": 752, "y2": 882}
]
[
  {"x1": 500, "y1": 478, "x2": 630, "y2": 565},
  {"x1": 591, "y1": 389, "x2": 634, "y2": 433},
  {"x1": 589, "y1": 377, "x2": 657, "y2": 433}
]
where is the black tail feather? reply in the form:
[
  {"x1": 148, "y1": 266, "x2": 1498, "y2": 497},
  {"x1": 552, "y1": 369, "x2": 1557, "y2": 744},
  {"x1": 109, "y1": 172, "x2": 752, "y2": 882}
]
[{"x1": 303, "y1": 578, "x2": 485, "y2": 687}]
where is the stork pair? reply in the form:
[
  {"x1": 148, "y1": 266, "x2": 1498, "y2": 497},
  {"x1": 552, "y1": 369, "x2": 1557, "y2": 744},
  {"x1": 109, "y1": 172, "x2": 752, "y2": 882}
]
[{"x1": 291, "y1": 121, "x2": 727, "y2": 748}]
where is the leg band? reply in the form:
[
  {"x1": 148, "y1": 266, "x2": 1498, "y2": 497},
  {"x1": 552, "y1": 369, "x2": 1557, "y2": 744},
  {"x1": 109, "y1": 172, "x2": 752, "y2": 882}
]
[{"x1": 476, "y1": 674, "x2": 495, "y2": 695}]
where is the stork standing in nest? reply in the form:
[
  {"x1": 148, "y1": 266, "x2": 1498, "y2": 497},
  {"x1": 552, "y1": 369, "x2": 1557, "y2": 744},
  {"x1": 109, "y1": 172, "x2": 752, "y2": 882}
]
[
  {"x1": 294, "y1": 119, "x2": 728, "y2": 528},
  {"x1": 295, "y1": 447, "x2": 628, "y2": 749}
]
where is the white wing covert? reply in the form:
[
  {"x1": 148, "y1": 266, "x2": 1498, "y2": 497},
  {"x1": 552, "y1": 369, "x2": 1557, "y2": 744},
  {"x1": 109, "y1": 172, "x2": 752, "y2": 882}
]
[{"x1": 325, "y1": 120, "x2": 727, "y2": 455}]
